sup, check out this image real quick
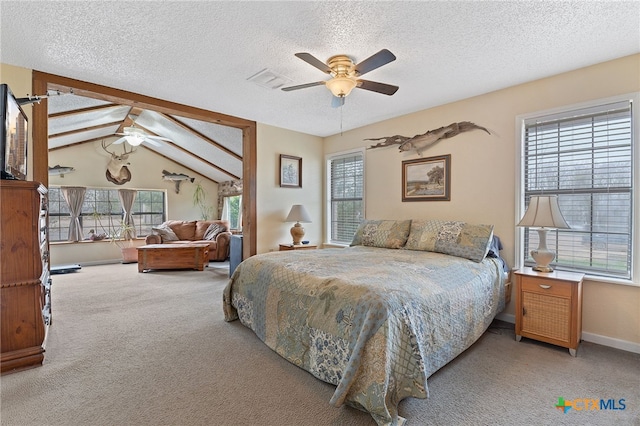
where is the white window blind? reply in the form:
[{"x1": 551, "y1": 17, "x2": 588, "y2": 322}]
[
  {"x1": 522, "y1": 99, "x2": 633, "y2": 279},
  {"x1": 328, "y1": 151, "x2": 364, "y2": 244}
]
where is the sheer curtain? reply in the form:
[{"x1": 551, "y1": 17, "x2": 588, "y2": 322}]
[
  {"x1": 118, "y1": 189, "x2": 137, "y2": 240},
  {"x1": 61, "y1": 186, "x2": 86, "y2": 242},
  {"x1": 221, "y1": 195, "x2": 242, "y2": 229}
]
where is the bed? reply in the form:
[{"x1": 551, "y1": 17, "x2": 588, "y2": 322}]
[{"x1": 223, "y1": 219, "x2": 507, "y2": 425}]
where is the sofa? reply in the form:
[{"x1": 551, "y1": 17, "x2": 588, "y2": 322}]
[{"x1": 145, "y1": 220, "x2": 232, "y2": 261}]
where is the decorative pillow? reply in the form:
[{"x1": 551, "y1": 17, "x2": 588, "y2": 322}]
[
  {"x1": 350, "y1": 220, "x2": 411, "y2": 249},
  {"x1": 405, "y1": 219, "x2": 494, "y2": 262},
  {"x1": 152, "y1": 223, "x2": 179, "y2": 242},
  {"x1": 203, "y1": 223, "x2": 226, "y2": 241},
  {"x1": 163, "y1": 220, "x2": 197, "y2": 240}
]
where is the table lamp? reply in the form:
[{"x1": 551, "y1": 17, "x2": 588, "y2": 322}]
[
  {"x1": 517, "y1": 195, "x2": 570, "y2": 272},
  {"x1": 285, "y1": 204, "x2": 312, "y2": 245}
]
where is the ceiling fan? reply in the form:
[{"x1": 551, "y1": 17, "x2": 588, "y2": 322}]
[
  {"x1": 282, "y1": 49, "x2": 399, "y2": 103},
  {"x1": 113, "y1": 114, "x2": 173, "y2": 147}
]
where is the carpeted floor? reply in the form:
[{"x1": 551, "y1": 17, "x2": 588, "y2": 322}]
[{"x1": 1, "y1": 263, "x2": 638, "y2": 426}]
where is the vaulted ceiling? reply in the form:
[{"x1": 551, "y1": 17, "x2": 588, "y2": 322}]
[{"x1": 46, "y1": 85, "x2": 244, "y2": 183}]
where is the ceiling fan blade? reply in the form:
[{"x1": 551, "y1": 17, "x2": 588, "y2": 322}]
[
  {"x1": 356, "y1": 79, "x2": 399, "y2": 96},
  {"x1": 354, "y1": 49, "x2": 396, "y2": 76},
  {"x1": 147, "y1": 135, "x2": 173, "y2": 142},
  {"x1": 281, "y1": 81, "x2": 326, "y2": 92},
  {"x1": 331, "y1": 96, "x2": 345, "y2": 108},
  {"x1": 144, "y1": 138, "x2": 162, "y2": 147},
  {"x1": 294, "y1": 53, "x2": 332, "y2": 74},
  {"x1": 112, "y1": 136, "x2": 127, "y2": 144}
]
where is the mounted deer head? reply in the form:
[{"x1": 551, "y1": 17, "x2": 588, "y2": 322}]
[{"x1": 101, "y1": 139, "x2": 136, "y2": 185}]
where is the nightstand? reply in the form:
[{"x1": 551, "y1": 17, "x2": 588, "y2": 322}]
[
  {"x1": 279, "y1": 243, "x2": 317, "y2": 251},
  {"x1": 515, "y1": 267, "x2": 584, "y2": 356}
]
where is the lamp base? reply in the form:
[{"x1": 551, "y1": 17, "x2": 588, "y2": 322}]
[
  {"x1": 531, "y1": 247, "x2": 556, "y2": 272},
  {"x1": 290, "y1": 222, "x2": 305, "y2": 245},
  {"x1": 530, "y1": 229, "x2": 556, "y2": 273},
  {"x1": 532, "y1": 264, "x2": 555, "y2": 273}
]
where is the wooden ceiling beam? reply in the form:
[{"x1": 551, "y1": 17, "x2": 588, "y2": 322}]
[
  {"x1": 48, "y1": 103, "x2": 123, "y2": 119},
  {"x1": 48, "y1": 121, "x2": 121, "y2": 138},
  {"x1": 158, "y1": 113, "x2": 242, "y2": 161}
]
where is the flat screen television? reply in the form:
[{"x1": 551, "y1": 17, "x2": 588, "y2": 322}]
[{"x1": 1, "y1": 83, "x2": 28, "y2": 180}]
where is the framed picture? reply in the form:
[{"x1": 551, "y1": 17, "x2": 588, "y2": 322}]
[
  {"x1": 402, "y1": 154, "x2": 451, "y2": 201},
  {"x1": 280, "y1": 154, "x2": 302, "y2": 188}
]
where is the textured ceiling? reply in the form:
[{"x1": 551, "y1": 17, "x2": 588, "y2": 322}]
[{"x1": 1, "y1": 1, "x2": 639, "y2": 138}]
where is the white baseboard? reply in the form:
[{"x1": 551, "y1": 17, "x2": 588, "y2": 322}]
[
  {"x1": 493, "y1": 313, "x2": 640, "y2": 354},
  {"x1": 581, "y1": 332, "x2": 640, "y2": 354}
]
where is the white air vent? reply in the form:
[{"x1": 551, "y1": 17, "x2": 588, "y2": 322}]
[{"x1": 247, "y1": 69, "x2": 292, "y2": 90}]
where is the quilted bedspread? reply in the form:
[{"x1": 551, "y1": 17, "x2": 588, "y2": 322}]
[{"x1": 223, "y1": 246, "x2": 505, "y2": 425}]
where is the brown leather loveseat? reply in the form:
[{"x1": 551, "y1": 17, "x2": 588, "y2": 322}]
[{"x1": 145, "y1": 220, "x2": 231, "y2": 261}]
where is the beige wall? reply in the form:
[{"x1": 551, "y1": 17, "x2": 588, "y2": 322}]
[
  {"x1": 256, "y1": 123, "x2": 324, "y2": 254},
  {"x1": 323, "y1": 54, "x2": 640, "y2": 349}
]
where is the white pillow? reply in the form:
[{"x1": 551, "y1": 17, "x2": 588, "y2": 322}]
[{"x1": 152, "y1": 224, "x2": 179, "y2": 242}]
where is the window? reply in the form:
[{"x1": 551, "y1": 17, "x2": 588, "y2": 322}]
[
  {"x1": 326, "y1": 150, "x2": 364, "y2": 244},
  {"x1": 519, "y1": 96, "x2": 635, "y2": 280},
  {"x1": 49, "y1": 187, "x2": 165, "y2": 242},
  {"x1": 221, "y1": 195, "x2": 242, "y2": 230}
]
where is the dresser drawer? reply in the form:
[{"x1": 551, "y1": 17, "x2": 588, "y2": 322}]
[{"x1": 520, "y1": 277, "x2": 572, "y2": 297}]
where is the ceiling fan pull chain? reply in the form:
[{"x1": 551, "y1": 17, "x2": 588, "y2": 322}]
[{"x1": 340, "y1": 102, "x2": 344, "y2": 136}]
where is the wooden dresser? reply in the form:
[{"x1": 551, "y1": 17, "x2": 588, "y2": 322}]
[{"x1": 0, "y1": 180, "x2": 51, "y2": 374}]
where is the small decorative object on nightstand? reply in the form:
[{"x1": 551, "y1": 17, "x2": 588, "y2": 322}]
[
  {"x1": 279, "y1": 243, "x2": 317, "y2": 251},
  {"x1": 515, "y1": 267, "x2": 585, "y2": 356}
]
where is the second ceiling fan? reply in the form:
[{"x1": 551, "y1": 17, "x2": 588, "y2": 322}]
[
  {"x1": 113, "y1": 113, "x2": 173, "y2": 147},
  {"x1": 282, "y1": 49, "x2": 399, "y2": 103}
]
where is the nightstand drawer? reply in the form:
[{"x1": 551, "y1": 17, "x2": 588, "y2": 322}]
[{"x1": 521, "y1": 278, "x2": 572, "y2": 297}]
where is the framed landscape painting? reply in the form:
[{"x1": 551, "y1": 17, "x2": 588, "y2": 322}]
[
  {"x1": 402, "y1": 154, "x2": 451, "y2": 201},
  {"x1": 280, "y1": 154, "x2": 302, "y2": 188}
]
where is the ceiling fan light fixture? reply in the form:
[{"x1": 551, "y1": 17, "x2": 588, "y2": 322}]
[
  {"x1": 125, "y1": 135, "x2": 144, "y2": 146},
  {"x1": 326, "y1": 76, "x2": 357, "y2": 98}
]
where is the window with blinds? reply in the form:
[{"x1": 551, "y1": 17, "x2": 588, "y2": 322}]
[
  {"x1": 328, "y1": 150, "x2": 364, "y2": 244},
  {"x1": 521, "y1": 99, "x2": 633, "y2": 279}
]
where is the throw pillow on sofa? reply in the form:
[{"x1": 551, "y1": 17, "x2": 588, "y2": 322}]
[
  {"x1": 152, "y1": 223, "x2": 179, "y2": 242},
  {"x1": 203, "y1": 223, "x2": 226, "y2": 241}
]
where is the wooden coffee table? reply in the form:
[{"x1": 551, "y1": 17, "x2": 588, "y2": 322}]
[{"x1": 137, "y1": 243, "x2": 210, "y2": 273}]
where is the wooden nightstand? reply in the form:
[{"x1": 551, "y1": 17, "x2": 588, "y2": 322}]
[
  {"x1": 515, "y1": 267, "x2": 584, "y2": 356},
  {"x1": 279, "y1": 243, "x2": 317, "y2": 251}
]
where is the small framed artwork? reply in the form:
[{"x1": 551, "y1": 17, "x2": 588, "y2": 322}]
[
  {"x1": 280, "y1": 154, "x2": 302, "y2": 188},
  {"x1": 402, "y1": 154, "x2": 451, "y2": 201}
]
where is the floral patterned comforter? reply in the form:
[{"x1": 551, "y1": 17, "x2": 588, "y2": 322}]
[{"x1": 223, "y1": 246, "x2": 505, "y2": 425}]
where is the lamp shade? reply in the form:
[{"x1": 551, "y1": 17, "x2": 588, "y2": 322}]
[
  {"x1": 285, "y1": 204, "x2": 312, "y2": 223},
  {"x1": 326, "y1": 77, "x2": 357, "y2": 98},
  {"x1": 517, "y1": 195, "x2": 569, "y2": 229}
]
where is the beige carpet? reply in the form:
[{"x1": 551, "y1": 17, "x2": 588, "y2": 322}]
[{"x1": 1, "y1": 263, "x2": 638, "y2": 426}]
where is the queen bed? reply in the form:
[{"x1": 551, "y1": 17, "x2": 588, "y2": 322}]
[{"x1": 223, "y1": 219, "x2": 507, "y2": 425}]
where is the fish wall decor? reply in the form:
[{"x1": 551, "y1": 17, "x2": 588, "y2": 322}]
[
  {"x1": 366, "y1": 121, "x2": 490, "y2": 156},
  {"x1": 48, "y1": 165, "x2": 75, "y2": 177},
  {"x1": 162, "y1": 170, "x2": 195, "y2": 194}
]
